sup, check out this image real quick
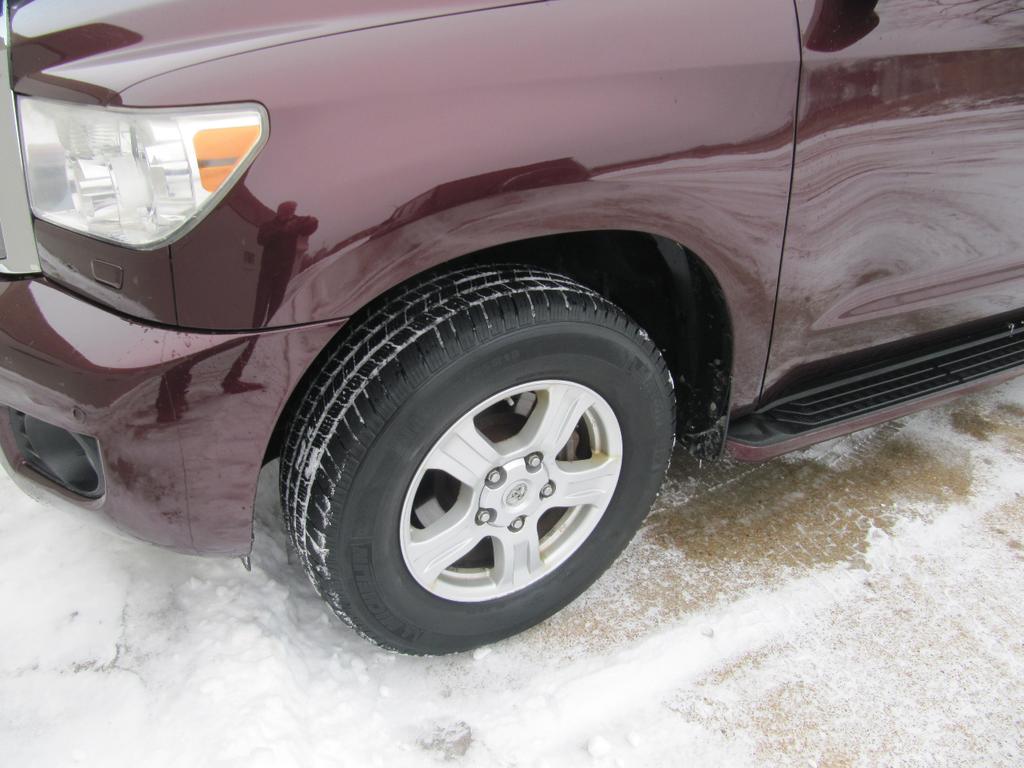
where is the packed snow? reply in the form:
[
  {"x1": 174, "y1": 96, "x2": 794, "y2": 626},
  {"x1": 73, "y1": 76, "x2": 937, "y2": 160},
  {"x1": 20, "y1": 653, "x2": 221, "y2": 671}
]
[{"x1": 2, "y1": 379, "x2": 1024, "y2": 767}]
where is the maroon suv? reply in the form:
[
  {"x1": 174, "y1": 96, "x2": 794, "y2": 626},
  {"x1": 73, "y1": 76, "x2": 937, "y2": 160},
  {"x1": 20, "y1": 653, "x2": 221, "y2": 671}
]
[{"x1": 1, "y1": 0, "x2": 1022, "y2": 653}]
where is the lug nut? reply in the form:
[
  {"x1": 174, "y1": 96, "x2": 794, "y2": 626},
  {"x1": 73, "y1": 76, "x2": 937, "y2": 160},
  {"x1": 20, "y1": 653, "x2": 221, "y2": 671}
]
[
  {"x1": 507, "y1": 516, "x2": 526, "y2": 532},
  {"x1": 540, "y1": 482, "x2": 555, "y2": 499},
  {"x1": 525, "y1": 452, "x2": 543, "y2": 470},
  {"x1": 485, "y1": 467, "x2": 506, "y2": 488},
  {"x1": 476, "y1": 508, "x2": 497, "y2": 525}
]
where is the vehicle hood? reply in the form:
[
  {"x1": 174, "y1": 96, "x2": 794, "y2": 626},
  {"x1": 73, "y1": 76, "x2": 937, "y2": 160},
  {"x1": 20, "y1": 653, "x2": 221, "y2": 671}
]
[{"x1": 8, "y1": 0, "x2": 538, "y2": 103}]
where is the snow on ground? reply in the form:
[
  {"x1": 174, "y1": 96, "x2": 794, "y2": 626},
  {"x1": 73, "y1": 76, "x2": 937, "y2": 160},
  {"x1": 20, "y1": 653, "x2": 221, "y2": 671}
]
[{"x1": 2, "y1": 380, "x2": 1024, "y2": 767}]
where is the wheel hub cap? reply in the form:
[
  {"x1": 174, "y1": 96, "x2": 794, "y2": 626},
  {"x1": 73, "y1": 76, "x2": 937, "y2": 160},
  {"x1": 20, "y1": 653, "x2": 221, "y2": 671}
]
[
  {"x1": 399, "y1": 380, "x2": 624, "y2": 603},
  {"x1": 479, "y1": 459, "x2": 546, "y2": 527},
  {"x1": 504, "y1": 481, "x2": 529, "y2": 507}
]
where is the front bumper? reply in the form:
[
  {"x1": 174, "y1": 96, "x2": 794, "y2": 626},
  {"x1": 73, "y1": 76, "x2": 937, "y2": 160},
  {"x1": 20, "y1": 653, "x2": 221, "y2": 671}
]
[{"x1": 0, "y1": 276, "x2": 343, "y2": 555}]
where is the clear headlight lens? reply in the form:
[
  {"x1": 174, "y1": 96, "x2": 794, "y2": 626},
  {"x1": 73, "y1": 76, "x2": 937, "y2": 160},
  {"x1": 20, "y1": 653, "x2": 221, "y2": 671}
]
[{"x1": 18, "y1": 98, "x2": 267, "y2": 248}]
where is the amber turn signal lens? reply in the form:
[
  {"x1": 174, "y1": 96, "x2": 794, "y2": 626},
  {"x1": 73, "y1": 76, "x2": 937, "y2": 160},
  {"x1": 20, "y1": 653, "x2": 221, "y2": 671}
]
[{"x1": 194, "y1": 125, "x2": 261, "y2": 192}]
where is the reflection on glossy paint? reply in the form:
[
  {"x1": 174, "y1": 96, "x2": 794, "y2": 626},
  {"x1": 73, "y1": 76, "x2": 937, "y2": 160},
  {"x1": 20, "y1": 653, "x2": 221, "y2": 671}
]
[
  {"x1": 11, "y1": 0, "x2": 803, "y2": 412},
  {"x1": 154, "y1": 198, "x2": 320, "y2": 425},
  {"x1": 804, "y1": 0, "x2": 879, "y2": 53},
  {"x1": 254, "y1": 201, "x2": 318, "y2": 326},
  {"x1": 768, "y1": 0, "x2": 1024, "y2": 397},
  {"x1": 9, "y1": 21, "x2": 139, "y2": 104},
  {"x1": 0, "y1": 277, "x2": 344, "y2": 554}
]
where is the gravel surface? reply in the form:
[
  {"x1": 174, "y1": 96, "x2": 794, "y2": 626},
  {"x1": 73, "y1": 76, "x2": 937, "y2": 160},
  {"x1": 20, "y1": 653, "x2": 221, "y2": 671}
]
[{"x1": 2, "y1": 380, "x2": 1023, "y2": 767}]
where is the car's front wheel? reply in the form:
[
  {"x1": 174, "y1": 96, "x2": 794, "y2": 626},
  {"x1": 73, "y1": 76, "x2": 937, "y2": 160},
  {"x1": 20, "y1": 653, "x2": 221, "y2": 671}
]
[{"x1": 280, "y1": 265, "x2": 674, "y2": 654}]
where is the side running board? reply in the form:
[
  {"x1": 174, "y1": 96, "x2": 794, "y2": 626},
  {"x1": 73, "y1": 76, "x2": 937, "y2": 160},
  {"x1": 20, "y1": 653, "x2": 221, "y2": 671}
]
[{"x1": 728, "y1": 317, "x2": 1024, "y2": 458}]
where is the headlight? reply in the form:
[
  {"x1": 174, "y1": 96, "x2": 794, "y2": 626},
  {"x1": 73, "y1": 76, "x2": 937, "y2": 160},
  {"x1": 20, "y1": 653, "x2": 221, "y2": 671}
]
[{"x1": 18, "y1": 98, "x2": 267, "y2": 249}]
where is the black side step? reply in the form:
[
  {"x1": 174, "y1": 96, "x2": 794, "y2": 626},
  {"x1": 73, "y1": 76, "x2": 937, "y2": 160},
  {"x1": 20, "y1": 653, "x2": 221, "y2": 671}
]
[{"x1": 730, "y1": 317, "x2": 1024, "y2": 447}]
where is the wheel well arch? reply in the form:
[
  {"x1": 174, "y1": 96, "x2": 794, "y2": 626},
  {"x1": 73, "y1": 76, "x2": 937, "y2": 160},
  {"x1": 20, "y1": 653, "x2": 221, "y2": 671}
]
[
  {"x1": 470, "y1": 230, "x2": 734, "y2": 456},
  {"x1": 265, "y1": 229, "x2": 733, "y2": 464}
]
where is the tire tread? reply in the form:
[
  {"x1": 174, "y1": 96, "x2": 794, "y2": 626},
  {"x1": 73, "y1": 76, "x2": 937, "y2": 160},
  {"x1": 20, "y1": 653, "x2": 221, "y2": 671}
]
[{"x1": 279, "y1": 264, "x2": 671, "y2": 650}]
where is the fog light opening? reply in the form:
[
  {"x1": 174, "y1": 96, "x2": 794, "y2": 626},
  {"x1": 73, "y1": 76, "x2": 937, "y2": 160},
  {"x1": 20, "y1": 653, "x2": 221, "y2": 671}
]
[{"x1": 9, "y1": 411, "x2": 104, "y2": 499}]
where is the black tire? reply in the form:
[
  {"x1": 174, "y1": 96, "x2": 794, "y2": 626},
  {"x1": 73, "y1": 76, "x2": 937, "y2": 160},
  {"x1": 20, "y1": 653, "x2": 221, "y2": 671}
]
[{"x1": 280, "y1": 265, "x2": 674, "y2": 654}]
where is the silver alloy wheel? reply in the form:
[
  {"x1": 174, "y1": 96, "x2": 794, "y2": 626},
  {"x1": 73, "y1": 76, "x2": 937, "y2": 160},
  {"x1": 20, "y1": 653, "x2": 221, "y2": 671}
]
[{"x1": 399, "y1": 380, "x2": 624, "y2": 602}]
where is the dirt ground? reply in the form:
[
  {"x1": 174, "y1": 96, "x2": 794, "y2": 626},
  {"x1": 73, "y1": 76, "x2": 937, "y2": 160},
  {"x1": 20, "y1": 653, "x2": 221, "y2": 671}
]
[{"x1": 2, "y1": 381, "x2": 1023, "y2": 767}]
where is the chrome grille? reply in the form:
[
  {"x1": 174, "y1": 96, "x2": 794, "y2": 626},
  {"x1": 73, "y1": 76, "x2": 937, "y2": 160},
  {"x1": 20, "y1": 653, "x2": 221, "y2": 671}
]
[{"x1": 0, "y1": 0, "x2": 41, "y2": 275}]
